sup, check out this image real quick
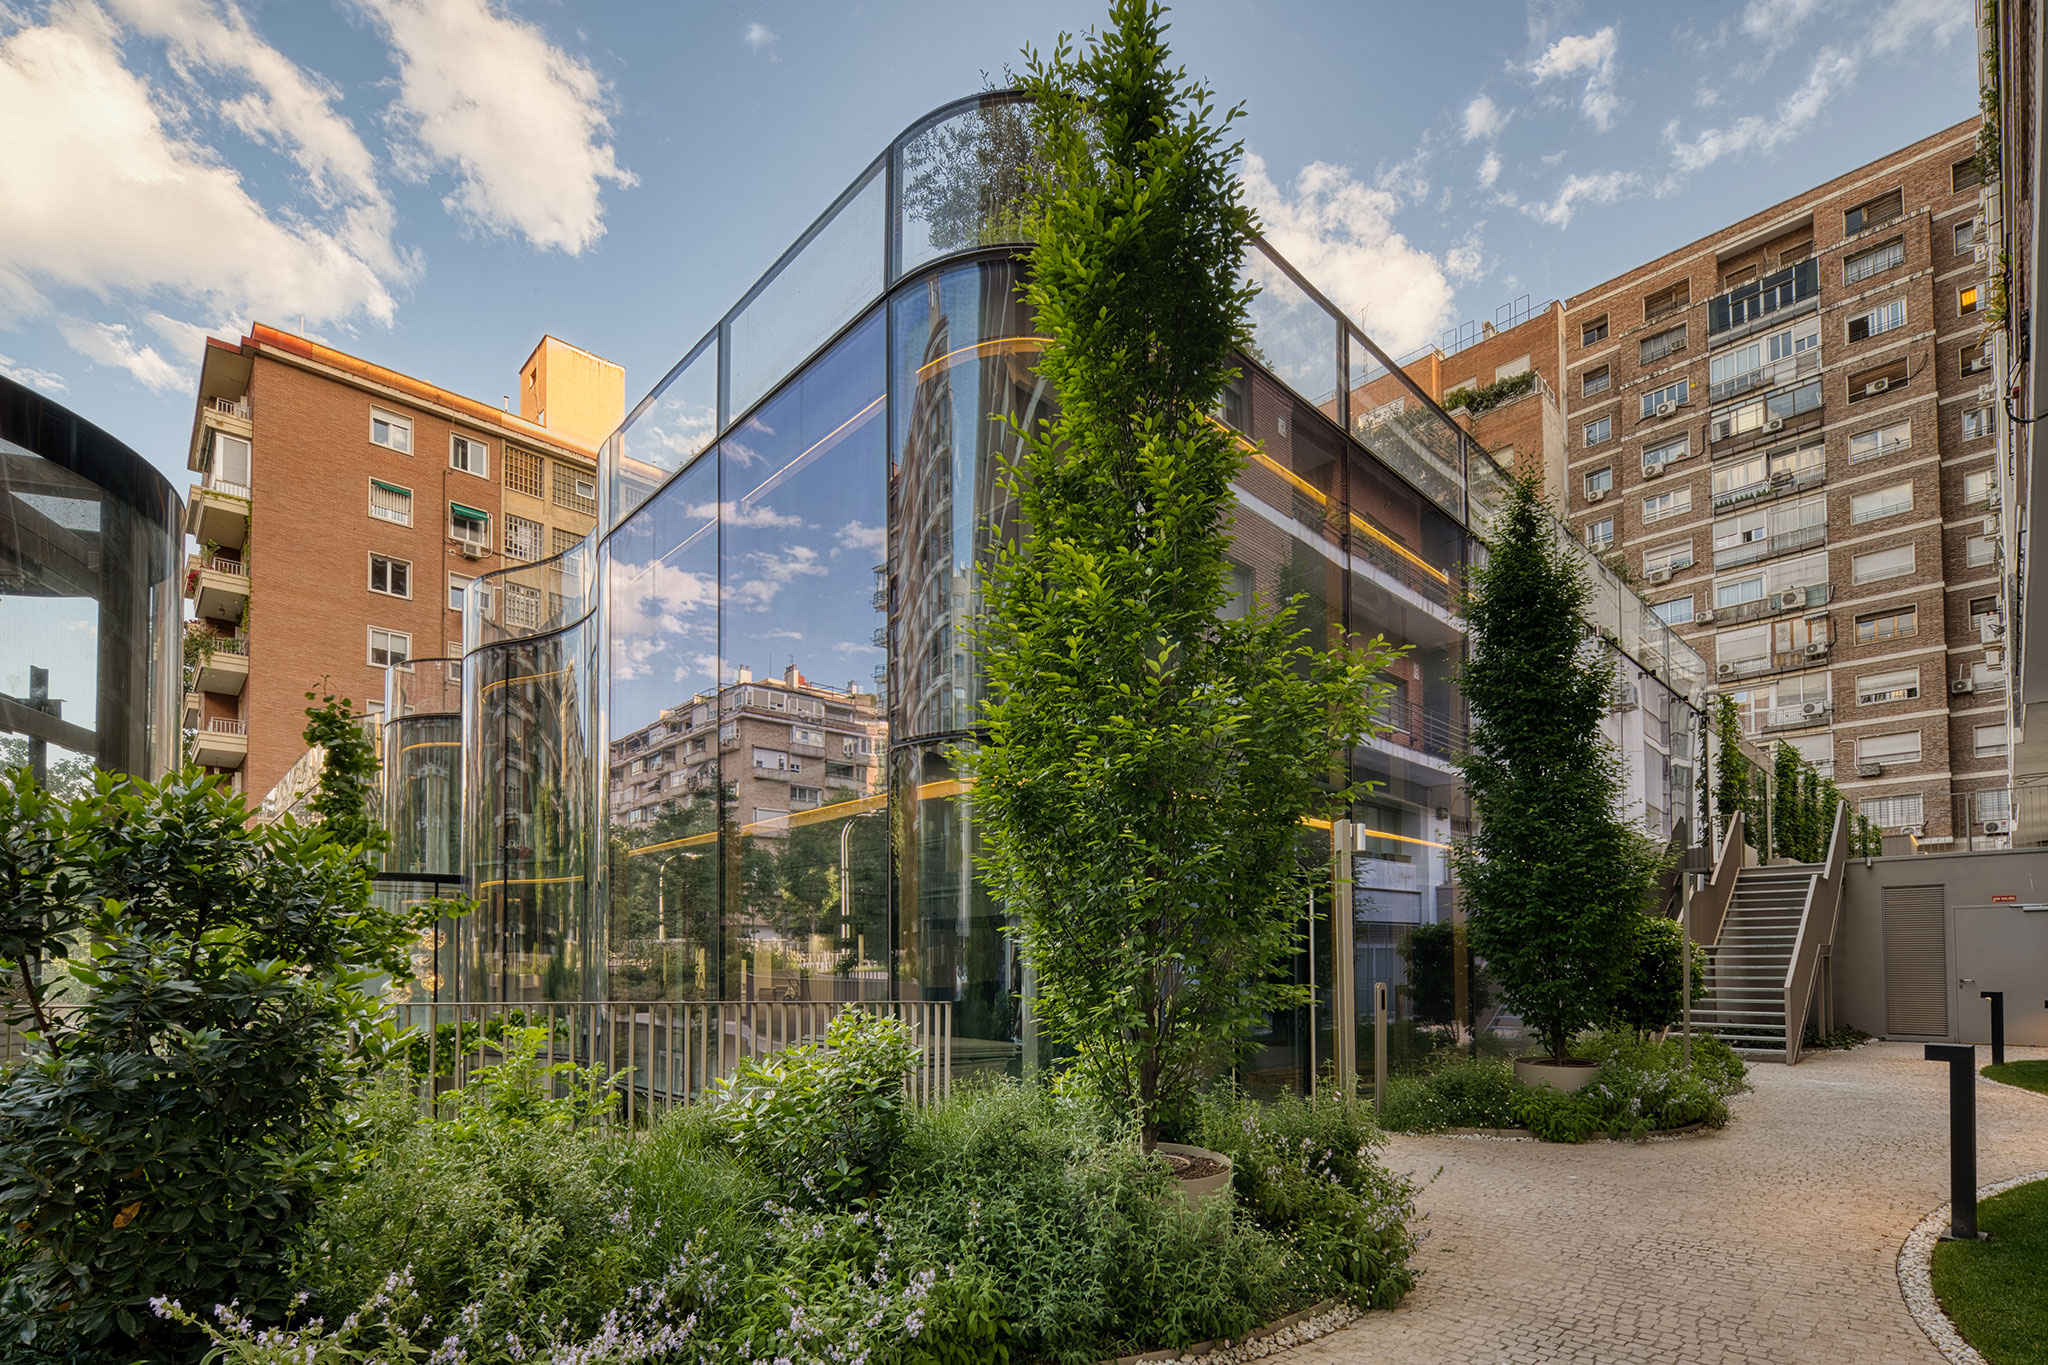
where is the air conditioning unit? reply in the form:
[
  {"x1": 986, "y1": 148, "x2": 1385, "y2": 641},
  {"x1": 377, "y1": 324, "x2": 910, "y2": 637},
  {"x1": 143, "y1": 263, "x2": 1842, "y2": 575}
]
[
  {"x1": 460, "y1": 542, "x2": 487, "y2": 560},
  {"x1": 1766, "y1": 417, "x2": 1785, "y2": 432},
  {"x1": 1777, "y1": 588, "x2": 1807, "y2": 610},
  {"x1": 1968, "y1": 357, "x2": 1991, "y2": 373},
  {"x1": 1978, "y1": 382, "x2": 1995, "y2": 402},
  {"x1": 1656, "y1": 401, "x2": 1679, "y2": 417},
  {"x1": 1865, "y1": 377, "x2": 1891, "y2": 395},
  {"x1": 1982, "y1": 619, "x2": 2005, "y2": 644},
  {"x1": 1800, "y1": 700, "x2": 1830, "y2": 718},
  {"x1": 1643, "y1": 462, "x2": 1665, "y2": 479},
  {"x1": 1984, "y1": 819, "x2": 2014, "y2": 835},
  {"x1": 1696, "y1": 610, "x2": 1716, "y2": 624},
  {"x1": 1587, "y1": 487, "x2": 1608, "y2": 502},
  {"x1": 1646, "y1": 566, "x2": 1672, "y2": 583},
  {"x1": 1804, "y1": 640, "x2": 1830, "y2": 656},
  {"x1": 1984, "y1": 514, "x2": 2001, "y2": 535},
  {"x1": 1857, "y1": 760, "x2": 1884, "y2": 778},
  {"x1": 1609, "y1": 684, "x2": 1640, "y2": 711},
  {"x1": 1952, "y1": 678, "x2": 1977, "y2": 695},
  {"x1": 1770, "y1": 470, "x2": 1795, "y2": 486},
  {"x1": 1716, "y1": 661, "x2": 1739, "y2": 678}
]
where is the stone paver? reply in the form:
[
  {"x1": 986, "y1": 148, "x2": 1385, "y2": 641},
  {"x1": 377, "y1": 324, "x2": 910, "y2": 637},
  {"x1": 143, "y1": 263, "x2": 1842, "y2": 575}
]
[{"x1": 1279, "y1": 1042, "x2": 2048, "y2": 1365}]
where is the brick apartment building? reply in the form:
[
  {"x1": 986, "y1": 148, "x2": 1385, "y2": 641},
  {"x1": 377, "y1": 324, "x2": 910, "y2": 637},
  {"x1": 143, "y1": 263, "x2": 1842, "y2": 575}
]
[
  {"x1": 1545, "y1": 119, "x2": 2001, "y2": 845},
  {"x1": 1399, "y1": 300, "x2": 1571, "y2": 498},
  {"x1": 182, "y1": 326, "x2": 622, "y2": 800}
]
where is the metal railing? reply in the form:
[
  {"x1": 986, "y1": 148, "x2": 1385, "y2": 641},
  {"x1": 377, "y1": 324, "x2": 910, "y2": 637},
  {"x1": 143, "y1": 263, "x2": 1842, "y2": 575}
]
[
  {"x1": 1373, "y1": 694, "x2": 1467, "y2": 760},
  {"x1": 1688, "y1": 809, "x2": 1745, "y2": 949},
  {"x1": 204, "y1": 636, "x2": 249, "y2": 657},
  {"x1": 1782, "y1": 800, "x2": 1849, "y2": 1065},
  {"x1": 1707, "y1": 348, "x2": 1820, "y2": 404},
  {"x1": 205, "y1": 716, "x2": 247, "y2": 735},
  {"x1": 1711, "y1": 581, "x2": 1831, "y2": 626},
  {"x1": 393, "y1": 998, "x2": 952, "y2": 1123}
]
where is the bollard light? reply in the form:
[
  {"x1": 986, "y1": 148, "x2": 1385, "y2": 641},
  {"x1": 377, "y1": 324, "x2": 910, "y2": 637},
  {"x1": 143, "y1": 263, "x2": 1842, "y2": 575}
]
[
  {"x1": 1981, "y1": 991, "x2": 2006, "y2": 1068},
  {"x1": 1924, "y1": 1043, "x2": 1987, "y2": 1242}
]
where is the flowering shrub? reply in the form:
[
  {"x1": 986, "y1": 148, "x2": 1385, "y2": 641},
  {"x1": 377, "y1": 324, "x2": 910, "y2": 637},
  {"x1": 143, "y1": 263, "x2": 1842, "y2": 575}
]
[{"x1": 1378, "y1": 1057, "x2": 1522, "y2": 1133}]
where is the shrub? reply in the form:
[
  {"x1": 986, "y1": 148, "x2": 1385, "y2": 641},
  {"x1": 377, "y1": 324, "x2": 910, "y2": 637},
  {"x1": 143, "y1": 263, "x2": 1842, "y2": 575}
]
[
  {"x1": 1378, "y1": 1057, "x2": 1522, "y2": 1133},
  {"x1": 1608, "y1": 913, "x2": 1707, "y2": 1038},
  {"x1": 710, "y1": 1007, "x2": 921, "y2": 1207},
  {"x1": 1398, "y1": 922, "x2": 1490, "y2": 1026}
]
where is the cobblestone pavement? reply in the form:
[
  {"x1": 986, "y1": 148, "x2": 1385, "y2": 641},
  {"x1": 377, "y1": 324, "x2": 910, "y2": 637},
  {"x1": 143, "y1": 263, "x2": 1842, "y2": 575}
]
[{"x1": 1281, "y1": 1042, "x2": 2048, "y2": 1365}]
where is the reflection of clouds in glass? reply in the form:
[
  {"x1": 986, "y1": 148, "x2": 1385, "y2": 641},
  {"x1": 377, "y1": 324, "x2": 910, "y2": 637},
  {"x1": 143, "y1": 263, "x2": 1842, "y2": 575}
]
[
  {"x1": 722, "y1": 423, "x2": 778, "y2": 468},
  {"x1": 609, "y1": 558, "x2": 715, "y2": 682},
  {"x1": 644, "y1": 404, "x2": 715, "y2": 464},
  {"x1": 835, "y1": 519, "x2": 884, "y2": 552},
  {"x1": 691, "y1": 500, "x2": 802, "y2": 529},
  {"x1": 726, "y1": 545, "x2": 828, "y2": 611}
]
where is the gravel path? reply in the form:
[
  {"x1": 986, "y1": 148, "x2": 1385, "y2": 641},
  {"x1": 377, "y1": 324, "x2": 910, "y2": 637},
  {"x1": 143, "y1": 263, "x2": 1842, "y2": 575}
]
[{"x1": 1278, "y1": 1041, "x2": 2048, "y2": 1365}]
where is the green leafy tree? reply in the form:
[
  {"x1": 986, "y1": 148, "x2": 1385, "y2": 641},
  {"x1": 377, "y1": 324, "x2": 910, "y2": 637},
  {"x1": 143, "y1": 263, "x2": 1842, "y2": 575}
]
[
  {"x1": 1453, "y1": 473, "x2": 1668, "y2": 1062},
  {"x1": 1771, "y1": 742, "x2": 1804, "y2": 862},
  {"x1": 0, "y1": 769, "x2": 431, "y2": 1357},
  {"x1": 969, "y1": 0, "x2": 1391, "y2": 1147},
  {"x1": 1608, "y1": 914, "x2": 1707, "y2": 1038},
  {"x1": 1397, "y1": 921, "x2": 1489, "y2": 1028},
  {"x1": 302, "y1": 687, "x2": 386, "y2": 853},
  {"x1": 1712, "y1": 696, "x2": 1751, "y2": 847}
]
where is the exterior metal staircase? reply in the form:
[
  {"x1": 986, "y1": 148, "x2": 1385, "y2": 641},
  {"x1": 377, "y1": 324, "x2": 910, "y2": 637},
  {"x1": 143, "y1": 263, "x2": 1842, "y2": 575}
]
[{"x1": 1695, "y1": 865, "x2": 1818, "y2": 1059}]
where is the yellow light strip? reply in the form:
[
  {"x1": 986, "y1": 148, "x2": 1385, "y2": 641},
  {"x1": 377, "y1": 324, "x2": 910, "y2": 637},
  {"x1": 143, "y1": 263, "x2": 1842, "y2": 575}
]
[
  {"x1": 480, "y1": 667, "x2": 573, "y2": 698},
  {"x1": 1354, "y1": 828, "x2": 1449, "y2": 851},
  {"x1": 398, "y1": 740, "x2": 462, "y2": 757},
  {"x1": 914, "y1": 336, "x2": 1050, "y2": 382},
  {"x1": 626, "y1": 829, "x2": 719, "y2": 856}
]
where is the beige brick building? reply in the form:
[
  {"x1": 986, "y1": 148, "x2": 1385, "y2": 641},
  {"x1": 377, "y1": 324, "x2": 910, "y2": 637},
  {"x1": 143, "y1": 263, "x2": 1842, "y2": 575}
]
[
  {"x1": 182, "y1": 325, "x2": 620, "y2": 800},
  {"x1": 1557, "y1": 119, "x2": 2001, "y2": 845}
]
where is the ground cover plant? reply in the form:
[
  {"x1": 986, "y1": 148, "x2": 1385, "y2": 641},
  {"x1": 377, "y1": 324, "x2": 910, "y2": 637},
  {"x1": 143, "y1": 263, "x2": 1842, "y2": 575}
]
[{"x1": 1930, "y1": 1175, "x2": 2048, "y2": 1365}]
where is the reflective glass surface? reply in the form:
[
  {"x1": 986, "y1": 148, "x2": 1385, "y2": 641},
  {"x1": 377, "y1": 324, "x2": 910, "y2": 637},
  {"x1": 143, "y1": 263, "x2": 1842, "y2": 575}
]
[
  {"x1": 896, "y1": 95, "x2": 1040, "y2": 276},
  {"x1": 610, "y1": 340, "x2": 716, "y2": 530},
  {"x1": 1244, "y1": 245, "x2": 1342, "y2": 411},
  {"x1": 1347, "y1": 331, "x2": 1464, "y2": 520},
  {"x1": 384, "y1": 658, "x2": 463, "y2": 877}
]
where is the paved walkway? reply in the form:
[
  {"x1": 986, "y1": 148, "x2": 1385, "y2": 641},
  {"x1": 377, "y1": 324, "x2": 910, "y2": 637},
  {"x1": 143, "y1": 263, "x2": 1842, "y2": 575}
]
[{"x1": 1284, "y1": 1042, "x2": 2048, "y2": 1365}]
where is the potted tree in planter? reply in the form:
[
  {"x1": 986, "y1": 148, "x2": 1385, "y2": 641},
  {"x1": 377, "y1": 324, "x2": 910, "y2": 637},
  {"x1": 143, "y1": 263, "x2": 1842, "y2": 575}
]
[
  {"x1": 1454, "y1": 475, "x2": 1665, "y2": 1090},
  {"x1": 972, "y1": 0, "x2": 1392, "y2": 1169}
]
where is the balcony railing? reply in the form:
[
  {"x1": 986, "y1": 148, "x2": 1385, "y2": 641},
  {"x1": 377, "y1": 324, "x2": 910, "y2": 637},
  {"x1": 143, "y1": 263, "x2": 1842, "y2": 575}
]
[
  {"x1": 1372, "y1": 694, "x2": 1468, "y2": 761},
  {"x1": 1708, "y1": 347, "x2": 1820, "y2": 404},
  {"x1": 205, "y1": 716, "x2": 248, "y2": 736},
  {"x1": 1712, "y1": 522, "x2": 1825, "y2": 570},
  {"x1": 1761, "y1": 701, "x2": 1833, "y2": 732},
  {"x1": 203, "y1": 555, "x2": 248, "y2": 577},
  {"x1": 204, "y1": 636, "x2": 249, "y2": 657},
  {"x1": 1714, "y1": 642, "x2": 1830, "y2": 683},
  {"x1": 1709, "y1": 581, "x2": 1832, "y2": 626},
  {"x1": 208, "y1": 396, "x2": 251, "y2": 419},
  {"x1": 1712, "y1": 464, "x2": 1826, "y2": 511},
  {"x1": 202, "y1": 470, "x2": 251, "y2": 500}
]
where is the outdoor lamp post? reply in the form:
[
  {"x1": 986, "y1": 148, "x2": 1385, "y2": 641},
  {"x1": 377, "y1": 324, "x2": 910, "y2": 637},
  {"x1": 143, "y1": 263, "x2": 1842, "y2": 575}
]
[
  {"x1": 1924, "y1": 1042, "x2": 1988, "y2": 1241},
  {"x1": 1981, "y1": 991, "x2": 2006, "y2": 1066}
]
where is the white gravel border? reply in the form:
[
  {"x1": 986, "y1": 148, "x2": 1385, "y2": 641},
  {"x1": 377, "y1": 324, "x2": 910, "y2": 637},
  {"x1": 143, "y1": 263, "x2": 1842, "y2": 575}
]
[
  {"x1": 1897, "y1": 1169, "x2": 2048, "y2": 1365},
  {"x1": 1101, "y1": 1300, "x2": 1360, "y2": 1365}
]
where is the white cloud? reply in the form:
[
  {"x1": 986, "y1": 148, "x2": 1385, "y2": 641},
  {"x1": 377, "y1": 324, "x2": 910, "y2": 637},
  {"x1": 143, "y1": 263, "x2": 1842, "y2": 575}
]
[
  {"x1": 0, "y1": 353, "x2": 66, "y2": 393},
  {"x1": 359, "y1": 0, "x2": 634, "y2": 254},
  {"x1": 726, "y1": 545, "x2": 829, "y2": 612},
  {"x1": 1243, "y1": 150, "x2": 1455, "y2": 356},
  {"x1": 1477, "y1": 151, "x2": 1502, "y2": 189},
  {"x1": 57, "y1": 317, "x2": 185, "y2": 392},
  {"x1": 1444, "y1": 229, "x2": 1486, "y2": 283},
  {"x1": 1520, "y1": 170, "x2": 1638, "y2": 228},
  {"x1": 1528, "y1": 26, "x2": 1621, "y2": 132},
  {"x1": 742, "y1": 21, "x2": 776, "y2": 51},
  {"x1": 0, "y1": 8, "x2": 403, "y2": 334},
  {"x1": 692, "y1": 500, "x2": 804, "y2": 529},
  {"x1": 1865, "y1": 0, "x2": 1969, "y2": 56},
  {"x1": 1741, "y1": 0, "x2": 1829, "y2": 41},
  {"x1": 1461, "y1": 94, "x2": 1506, "y2": 142},
  {"x1": 607, "y1": 558, "x2": 716, "y2": 682},
  {"x1": 836, "y1": 520, "x2": 885, "y2": 553}
]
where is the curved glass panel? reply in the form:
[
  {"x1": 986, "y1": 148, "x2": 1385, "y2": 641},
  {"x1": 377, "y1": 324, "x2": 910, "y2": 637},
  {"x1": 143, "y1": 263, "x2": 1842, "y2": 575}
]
[
  {"x1": 610, "y1": 339, "x2": 716, "y2": 531},
  {"x1": 473, "y1": 535, "x2": 594, "y2": 647},
  {"x1": 726, "y1": 168, "x2": 886, "y2": 422},
  {"x1": 384, "y1": 658, "x2": 463, "y2": 876},
  {"x1": 896, "y1": 94, "x2": 1040, "y2": 276},
  {"x1": 604, "y1": 455, "x2": 722, "y2": 999},
  {"x1": 720, "y1": 309, "x2": 889, "y2": 1003},
  {"x1": 889, "y1": 260, "x2": 1041, "y2": 739}
]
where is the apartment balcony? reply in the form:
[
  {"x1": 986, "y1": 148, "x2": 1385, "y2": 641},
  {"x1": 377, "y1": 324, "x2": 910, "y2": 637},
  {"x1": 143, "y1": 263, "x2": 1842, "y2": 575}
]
[
  {"x1": 1707, "y1": 259, "x2": 1820, "y2": 342},
  {"x1": 1711, "y1": 522, "x2": 1826, "y2": 572},
  {"x1": 1711, "y1": 463, "x2": 1827, "y2": 512},
  {"x1": 183, "y1": 690, "x2": 201, "y2": 730},
  {"x1": 191, "y1": 715, "x2": 249, "y2": 769},
  {"x1": 1713, "y1": 639, "x2": 1833, "y2": 686},
  {"x1": 1707, "y1": 347, "x2": 1822, "y2": 405},
  {"x1": 193, "y1": 635, "x2": 249, "y2": 696},
  {"x1": 184, "y1": 553, "x2": 250, "y2": 625},
  {"x1": 1701, "y1": 581, "x2": 1833, "y2": 628},
  {"x1": 185, "y1": 468, "x2": 252, "y2": 549},
  {"x1": 1372, "y1": 695, "x2": 1469, "y2": 763},
  {"x1": 1760, "y1": 700, "x2": 1834, "y2": 733}
]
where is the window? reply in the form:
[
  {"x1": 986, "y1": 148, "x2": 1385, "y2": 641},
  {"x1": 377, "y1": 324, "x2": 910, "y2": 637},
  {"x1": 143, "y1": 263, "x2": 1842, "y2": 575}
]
[
  {"x1": 1844, "y1": 239, "x2": 1905, "y2": 284},
  {"x1": 1861, "y1": 794, "x2": 1924, "y2": 829},
  {"x1": 1976, "y1": 789, "x2": 2012, "y2": 823},
  {"x1": 1585, "y1": 467, "x2": 1613, "y2": 496},
  {"x1": 369, "y1": 408, "x2": 412, "y2": 453},
  {"x1": 553, "y1": 465, "x2": 598, "y2": 514},
  {"x1": 1856, "y1": 606, "x2": 1917, "y2": 643},
  {"x1": 368, "y1": 554, "x2": 410, "y2": 598},
  {"x1": 1844, "y1": 188, "x2": 1903, "y2": 234},
  {"x1": 1959, "y1": 284, "x2": 1982, "y2": 314},
  {"x1": 450, "y1": 433, "x2": 488, "y2": 476},
  {"x1": 1582, "y1": 365, "x2": 1611, "y2": 396},
  {"x1": 552, "y1": 526, "x2": 583, "y2": 557},
  {"x1": 504, "y1": 514, "x2": 543, "y2": 560},
  {"x1": 1639, "y1": 324, "x2": 1687, "y2": 365},
  {"x1": 1953, "y1": 157, "x2": 1983, "y2": 192},
  {"x1": 1711, "y1": 493, "x2": 1825, "y2": 566},
  {"x1": 752, "y1": 746, "x2": 789, "y2": 771},
  {"x1": 368, "y1": 478, "x2": 413, "y2": 526},
  {"x1": 1581, "y1": 316, "x2": 1608, "y2": 346},
  {"x1": 1586, "y1": 517, "x2": 1614, "y2": 550},
  {"x1": 1964, "y1": 469, "x2": 1994, "y2": 503},
  {"x1": 1967, "y1": 533, "x2": 1996, "y2": 567},
  {"x1": 1973, "y1": 659, "x2": 2008, "y2": 691},
  {"x1": 1708, "y1": 314, "x2": 1821, "y2": 402},
  {"x1": 1716, "y1": 574, "x2": 1766, "y2": 609},
  {"x1": 1644, "y1": 434, "x2": 1688, "y2": 470},
  {"x1": 502, "y1": 583, "x2": 542, "y2": 629},
  {"x1": 1955, "y1": 218, "x2": 1979, "y2": 256},
  {"x1": 1849, "y1": 421, "x2": 1911, "y2": 461},
  {"x1": 1962, "y1": 407, "x2": 1993, "y2": 441},
  {"x1": 1851, "y1": 545, "x2": 1914, "y2": 583},
  {"x1": 1970, "y1": 595, "x2": 1998, "y2": 632},
  {"x1": 1850, "y1": 482, "x2": 1913, "y2": 523},
  {"x1": 1846, "y1": 357, "x2": 1910, "y2": 402},
  {"x1": 1643, "y1": 487, "x2": 1692, "y2": 522},
  {"x1": 1722, "y1": 264, "x2": 1757, "y2": 288},
  {"x1": 1584, "y1": 416, "x2": 1612, "y2": 446},
  {"x1": 1643, "y1": 281, "x2": 1689, "y2": 321},
  {"x1": 1652, "y1": 596, "x2": 1694, "y2": 625},
  {"x1": 1778, "y1": 239, "x2": 1814, "y2": 267},
  {"x1": 449, "y1": 573, "x2": 474, "y2": 611},
  {"x1": 1710, "y1": 376, "x2": 1824, "y2": 440},
  {"x1": 1644, "y1": 541, "x2": 1694, "y2": 575},
  {"x1": 1640, "y1": 379, "x2": 1690, "y2": 418},
  {"x1": 1960, "y1": 341, "x2": 1990, "y2": 376},
  {"x1": 1718, "y1": 625, "x2": 1771, "y2": 670},
  {"x1": 1858, "y1": 731, "x2": 1922, "y2": 766},
  {"x1": 504, "y1": 446, "x2": 543, "y2": 496},
  {"x1": 1789, "y1": 733, "x2": 1833, "y2": 774},
  {"x1": 1846, "y1": 299, "x2": 1906, "y2": 342},
  {"x1": 1857, "y1": 668, "x2": 1920, "y2": 704},
  {"x1": 1975, "y1": 724, "x2": 2009, "y2": 757},
  {"x1": 449, "y1": 503, "x2": 489, "y2": 545},
  {"x1": 207, "y1": 431, "x2": 251, "y2": 487},
  {"x1": 792, "y1": 726, "x2": 826, "y2": 748},
  {"x1": 1709, "y1": 258, "x2": 1820, "y2": 335},
  {"x1": 1494, "y1": 355, "x2": 1531, "y2": 382},
  {"x1": 368, "y1": 627, "x2": 411, "y2": 669}
]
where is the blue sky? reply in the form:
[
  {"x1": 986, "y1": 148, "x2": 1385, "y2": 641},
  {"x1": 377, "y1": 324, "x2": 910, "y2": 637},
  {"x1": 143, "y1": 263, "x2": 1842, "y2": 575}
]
[{"x1": 0, "y1": 0, "x2": 1978, "y2": 494}]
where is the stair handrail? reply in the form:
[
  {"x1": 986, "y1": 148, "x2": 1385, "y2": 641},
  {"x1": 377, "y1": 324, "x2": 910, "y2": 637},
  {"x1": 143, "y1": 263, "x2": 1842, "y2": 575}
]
[
  {"x1": 1688, "y1": 809, "x2": 1745, "y2": 948},
  {"x1": 1781, "y1": 800, "x2": 1850, "y2": 1065}
]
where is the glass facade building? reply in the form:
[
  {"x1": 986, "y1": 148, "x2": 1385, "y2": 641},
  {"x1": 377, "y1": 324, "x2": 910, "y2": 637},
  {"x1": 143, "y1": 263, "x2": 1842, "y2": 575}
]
[
  {"x1": 0, "y1": 375, "x2": 182, "y2": 786},
  {"x1": 447, "y1": 93, "x2": 1709, "y2": 1089}
]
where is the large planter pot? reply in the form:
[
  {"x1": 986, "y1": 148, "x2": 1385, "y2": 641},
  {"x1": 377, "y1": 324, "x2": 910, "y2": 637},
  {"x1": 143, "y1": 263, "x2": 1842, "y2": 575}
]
[
  {"x1": 1155, "y1": 1142, "x2": 1234, "y2": 1207},
  {"x1": 1515, "y1": 1057, "x2": 1600, "y2": 1093}
]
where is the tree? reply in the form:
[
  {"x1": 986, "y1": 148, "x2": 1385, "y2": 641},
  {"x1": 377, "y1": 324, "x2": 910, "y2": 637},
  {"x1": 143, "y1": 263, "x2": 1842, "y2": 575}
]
[
  {"x1": 1398, "y1": 921, "x2": 1489, "y2": 1029},
  {"x1": 1772, "y1": 742, "x2": 1804, "y2": 862},
  {"x1": 1711, "y1": 696, "x2": 1751, "y2": 847},
  {"x1": 1453, "y1": 473, "x2": 1667, "y2": 1063},
  {"x1": 0, "y1": 769, "x2": 431, "y2": 1357},
  {"x1": 1609, "y1": 913, "x2": 1706, "y2": 1038},
  {"x1": 968, "y1": 0, "x2": 1390, "y2": 1147},
  {"x1": 302, "y1": 687, "x2": 386, "y2": 853}
]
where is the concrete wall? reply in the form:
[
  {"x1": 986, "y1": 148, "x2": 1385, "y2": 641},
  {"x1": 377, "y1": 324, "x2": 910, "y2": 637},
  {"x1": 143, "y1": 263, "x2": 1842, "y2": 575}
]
[{"x1": 1834, "y1": 846, "x2": 2048, "y2": 1045}]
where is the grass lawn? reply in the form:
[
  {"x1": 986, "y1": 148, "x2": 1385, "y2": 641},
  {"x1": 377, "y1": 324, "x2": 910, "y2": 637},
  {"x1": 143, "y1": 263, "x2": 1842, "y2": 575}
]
[
  {"x1": 1931, "y1": 1177, "x2": 2048, "y2": 1365},
  {"x1": 1983, "y1": 1059, "x2": 2048, "y2": 1096}
]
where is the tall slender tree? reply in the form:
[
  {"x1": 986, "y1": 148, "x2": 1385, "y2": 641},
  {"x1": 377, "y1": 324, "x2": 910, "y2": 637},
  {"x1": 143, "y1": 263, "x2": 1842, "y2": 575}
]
[
  {"x1": 1712, "y1": 695, "x2": 1752, "y2": 846},
  {"x1": 1453, "y1": 474, "x2": 1666, "y2": 1063},
  {"x1": 968, "y1": 0, "x2": 1390, "y2": 1146}
]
